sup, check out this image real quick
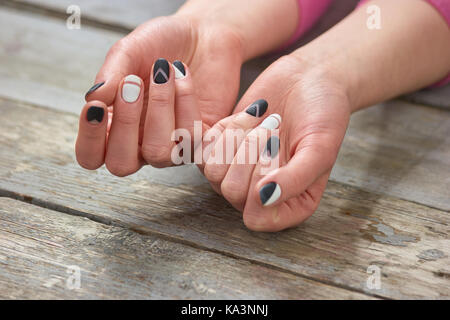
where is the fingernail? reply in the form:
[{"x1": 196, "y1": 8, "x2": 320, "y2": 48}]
[
  {"x1": 86, "y1": 106, "x2": 104, "y2": 124},
  {"x1": 259, "y1": 182, "x2": 281, "y2": 206},
  {"x1": 260, "y1": 114, "x2": 282, "y2": 130},
  {"x1": 153, "y1": 58, "x2": 170, "y2": 84},
  {"x1": 245, "y1": 99, "x2": 268, "y2": 117},
  {"x1": 122, "y1": 75, "x2": 142, "y2": 103},
  {"x1": 85, "y1": 82, "x2": 105, "y2": 99},
  {"x1": 173, "y1": 60, "x2": 186, "y2": 79},
  {"x1": 264, "y1": 136, "x2": 280, "y2": 159}
]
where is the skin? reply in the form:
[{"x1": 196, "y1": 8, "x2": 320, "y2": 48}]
[{"x1": 76, "y1": 0, "x2": 450, "y2": 231}]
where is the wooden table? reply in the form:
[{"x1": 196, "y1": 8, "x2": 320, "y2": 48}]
[{"x1": 0, "y1": 0, "x2": 449, "y2": 299}]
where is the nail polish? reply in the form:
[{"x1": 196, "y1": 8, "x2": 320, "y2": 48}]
[
  {"x1": 153, "y1": 58, "x2": 170, "y2": 84},
  {"x1": 260, "y1": 114, "x2": 282, "y2": 130},
  {"x1": 264, "y1": 136, "x2": 280, "y2": 158},
  {"x1": 173, "y1": 60, "x2": 186, "y2": 79},
  {"x1": 259, "y1": 182, "x2": 281, "y2": 206},
  {"x1": 85, "y1": 82, "x2": 105, "y2": 99},
  {"x1": 122, "y1": 75, "x2": 142, "y2": 103},
  {"x1": 245, "y1": 99, "x2": 268, "y2": 117},
  {"x1": 86, "y1": 106, "x2": 104, "y2": 124}
]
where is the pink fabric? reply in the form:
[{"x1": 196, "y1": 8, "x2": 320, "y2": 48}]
[
  {"x1": 284, "y1": 0, "x2": 450, "y2": 87},
  {"x1": 281, "y1": 0, "x2": 333, "y2": 49}
]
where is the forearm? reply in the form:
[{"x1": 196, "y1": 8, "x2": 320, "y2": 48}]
[
  {"x1": 294, "y1": 0, "x2": 450, "y2": 112},
  {"x1": 176, "y1": 0, "x2": 299, "y2": 60}
]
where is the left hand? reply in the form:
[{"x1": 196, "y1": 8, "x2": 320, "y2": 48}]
[{"x1": 200, "y1": 56, "x2": 351, "y2": 231}]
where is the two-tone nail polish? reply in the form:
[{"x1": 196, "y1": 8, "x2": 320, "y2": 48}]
[
  {"x1": 173, "y1": 60, "x2": 186, "y2": 79},
  {"x1": 86, "y1": 106, "x2": 104, "y2": 124},
  {"x1": 85, "y1": 82, "x2": 105, "y2": 99},
  {"x1": 122, "y1": 75, "x2": 142, "y2": 103},
  {"x1": 246, "y1": 99, "x2": 268, "y2": 117},
  {"x1": 153, "y1": 58, "x2": 170, "y2": 84},
  {"x1": 263, "y1": 136, "x2": 280, "y2": 159},
  {"x1": 259, "y1": 182, "x2": 281, "y2": 206}
]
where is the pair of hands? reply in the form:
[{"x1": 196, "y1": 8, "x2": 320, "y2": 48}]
[{"x1": 75, "y1": 16, "x2": 351, "y2": 231}]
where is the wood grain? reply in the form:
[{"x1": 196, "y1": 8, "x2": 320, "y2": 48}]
[
  {"x1": 1, "y1": 198, "x2": 373, "y2": 299},
  {"x1": 0, "y1": 7, "x2": 121, "y2": 113},
  {"x1": 0, "y1": 98, "x2": 448, "y2": 299}
]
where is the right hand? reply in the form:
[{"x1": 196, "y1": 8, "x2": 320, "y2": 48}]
[{"x1": 75, "y1": 15, "x2": 243, "y2": 176}]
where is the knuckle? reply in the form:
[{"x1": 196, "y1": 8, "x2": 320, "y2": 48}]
[
  {"x1": 105, "y1": 160, "x2": 135, "y2": 177},
  {"x1": 221, "y1": 180, "x2": 246, "y2": 204},
  {"x1": 149, "y1": 92, "x2": 171, "y2": 107},
  {"x1": 204, "y1": 164, "x2": 226, "y2": 184},
  {"x1": 113, "y1": 111, "x2": 140, "y2": 126},
  {"x1": 108, "y1": 38, "x2": 129, "y2": 56},
  {"x1": 175, "y1": 81, "x2": 195, "y2": 98},
  {"x1": 243, "y1": 212, "x2": 271, "y2": 232},
  {"x1": 141, "y1": 143, "x2": 172, "y2": 165}
]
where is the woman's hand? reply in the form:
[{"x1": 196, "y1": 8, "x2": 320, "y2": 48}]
[
  {"x1": 75, "y1": 0, "x2": 299, "y2": 176},
  {"x1": 75, "y1": 15, "x2": 242, "y2": 175},
  {"x1": 201, "y1": 56, "x2": 351, "y2": 231}
]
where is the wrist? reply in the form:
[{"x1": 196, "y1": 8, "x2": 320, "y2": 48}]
[
  {"x1": 288, "y1": 50, "x2": 354, "y2": 115},
  {"x1": 175, "y1": 0, "x2": 298, "y2": 60}
]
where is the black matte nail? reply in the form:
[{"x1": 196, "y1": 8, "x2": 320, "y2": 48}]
[
  {"x1": 173, "y1": 60, "x2": 186, "y2": 78},
  {"x1": 85, "y1": 82, "x2": 105, "y2": 99},
  {"x1": 264, "y1": 136, "x2": 280, "y2": 158},
  {"x1": 245, "y1": 99, "x2": 268, "y2": 117},
  {"x1": 87, "y1": 106, "x2": 104, "y2": 124},
  {"x1": 259, "y1": 182, "x2": 281, "y2": 206},
  {"x1": 153, "y1": 58, "x2": 170, "y2": 84}
]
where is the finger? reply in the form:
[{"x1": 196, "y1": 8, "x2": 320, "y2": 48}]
[
  {"x1": 85, "y1": 38, "x2": 139, "y2": 106},
  {"x1": 172, "y1": 61, "x2": 204, "y2": 165},
  {"x1": 221, "y1": 114, "x2": 282, "y2": 211},
  {"x1": 141, "y1": 58, "x2": 176, "y2": 168},
  {"x1": 256, "y1": 138, "x2": 338, "y2": 208},
  {"x1": 245, "y1": 170, "x2": 330, "y2": 232},
  {"x1": 75, "y1": 101, "x2": 108, "y2": 170},
  {"x1": 203, "y1": 99, "x2": 269, "y2": 185},
  {"x1": 105, "y1": 74, "x2": 144, "y2": 177}
]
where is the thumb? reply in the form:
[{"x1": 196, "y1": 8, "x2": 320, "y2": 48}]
[
  {"x1": 256, "y1": 137, "x2": 339, "y2": 207},
  {"x1": 85, "y1": 38, "x2": 140, "y2": 106}
]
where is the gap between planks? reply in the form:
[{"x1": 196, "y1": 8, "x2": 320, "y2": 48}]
[
  {"x1": 0, "y1": 192, "x2": 385, "y2": 300},
  {"x1": 1, "y1": 97, "x2": 449, "y2": 299}
]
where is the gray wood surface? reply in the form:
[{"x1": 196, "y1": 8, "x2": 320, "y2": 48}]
[
  {"x1": 0, "y1": 98, "x2": 448, "y2": 299},
  {"x1": 1, "y1": 6, "x2": 449, "y2": 211},
  {"x1": 1, "y1": 197, "x2": 372, "y2": 299}
]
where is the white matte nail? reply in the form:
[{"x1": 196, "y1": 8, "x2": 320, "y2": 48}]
[
  {"x1": 122, "y1": 75, "x2": 142, "y2": 103},
  {"x1": 259, "y1": 114, "x2": 282, "y2": 130}
]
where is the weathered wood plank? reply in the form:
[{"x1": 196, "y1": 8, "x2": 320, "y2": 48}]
[
  {"x1": 0, "y1": 7, "x2": 121, "y2": 113},
  {"x1": 8, "y1": 0, "x2": 450, "y2": 109},
  {"x1": 10, "y1": 0, "x2": 185, "y2": 30},
  {"x1": 0, "y1": 98, "x2": 448, "y2": 299},
  {"x1": 331, "y1": 101, "x2": 450, "y2": 211},
  {"x1": 1, "y1": 197, "x2": 370, "y2": 299},
  {"x1": 1, "y1": 6, "x2": 449, "y2": 210}
]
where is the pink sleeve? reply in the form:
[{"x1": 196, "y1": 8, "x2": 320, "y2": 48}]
[
  {"x1": 280, "y1": 0, "x2": 333, "y2": 50},
  {"x1": 358, "y1": 0, "x2": 450, "y2": 87}
]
